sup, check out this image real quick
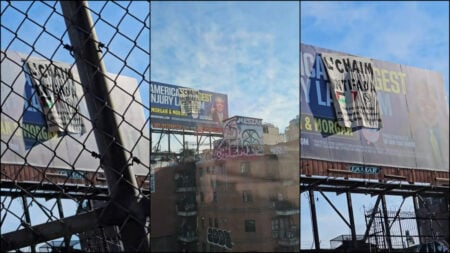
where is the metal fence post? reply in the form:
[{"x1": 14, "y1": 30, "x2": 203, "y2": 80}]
[{"x1": 60, "y1": 1, "x2": 149, "y2": 251}]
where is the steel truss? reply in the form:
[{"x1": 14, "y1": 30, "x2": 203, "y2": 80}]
[{"x1": 300, "y1": 176, "x2": 449, "y2": 252}]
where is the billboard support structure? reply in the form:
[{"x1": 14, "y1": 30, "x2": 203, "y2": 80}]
[
  {"x1": 381, "y1": 194, "x2": 393, "y2": 250},
  {"x1": 56, "y1": 197, "x2": 71, "y2": 252},
  {"x1": 150, "y1": 128, "x2": 222, "y2": 160},
  {"x1": 346, "y1": 192, "x2": 357, "y2": 246},
  {"x1": 301, "y1": 176, "x2": 449, "y2": 251},
  {"x1": 412, "y1": 195, "x2": 422, "y2": 242},
  {"x1": 20, "y1": 196, "x2": 36, "y2": 253},
  {"x1": 363, "y1": 195, "x2": 382, "y2": 242},
  {"x1": 308, "y1": 189, "x2": 321, "y2": 250}
]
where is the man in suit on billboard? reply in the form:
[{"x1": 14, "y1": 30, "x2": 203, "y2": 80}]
[{"x1": 210, "y1": 96, "x2": 227, "y2": 125}]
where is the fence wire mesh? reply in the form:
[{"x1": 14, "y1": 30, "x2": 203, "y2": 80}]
[{"x1": 1, "y1": 1, "x2": 150, "y2": 252}]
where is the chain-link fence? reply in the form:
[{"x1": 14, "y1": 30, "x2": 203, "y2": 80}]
[{"x1": 1, "y1": 1, "x2": 150, "y2": 252}]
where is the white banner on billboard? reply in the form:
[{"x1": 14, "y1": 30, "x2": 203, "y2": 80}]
[
  {"x1": 179, "y1": 87, "x2": 201, "y2": 117},
  {"x1": 1, "y1": 51, "x2": 149, "y2": 176},
  {"x1": 25, "y1": 59, "x2": 85, "y2": 134},
  {"x1": 321, "y1": 53, "x2": 383, "y2": 129}
]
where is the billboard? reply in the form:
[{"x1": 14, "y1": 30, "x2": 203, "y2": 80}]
[
  {"x1": 1, "y1": 51, "x2": 149, "y2": 176},
  {"x1": 150, "y1": 81, "x2": 228, "y2": 133},
  {"x1": 213, "y1": 116, "x2": 264, "y2": 159},
  {"x1": 300, "y1": 43, "x2": 449, "y2": 171}
]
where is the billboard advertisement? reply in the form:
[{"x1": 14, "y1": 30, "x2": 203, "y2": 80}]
[
  {"x1": 213, "y1": 116, "x2": 264, "y2": 159},
  {"x1": 1, "y1": 51, "x2": 149, "y2": 176},
  {"x1": 150, "y1": 81, "x2": 228, "y2": 133},
  {"x1": 300, "y1": 43, "x2": 449, "y2": 171}
]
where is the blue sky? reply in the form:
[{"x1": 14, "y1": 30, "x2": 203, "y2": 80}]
[
  {"x1": 301, "y1": 1, "x2": 449, "y2": 105},
  {"x1": 301, "y1": 1, "x2": 449, "y2": 249},
  {"x1": 151, "y1": 1, "x2": 299, "y2": 131}
]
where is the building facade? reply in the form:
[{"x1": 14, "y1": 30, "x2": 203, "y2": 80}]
[
  {"x1": 195, "y1": 137, "x2": 299, "y2": 251},
  {"x1": 151, "y1": 116, "x2": 300, "y2": 252}
]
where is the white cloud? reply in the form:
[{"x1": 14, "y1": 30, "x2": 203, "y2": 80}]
[{"x1": 152, "y1": 4, "x2": 299, "y2": 130}]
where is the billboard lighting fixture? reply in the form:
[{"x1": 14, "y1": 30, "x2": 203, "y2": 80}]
[
  {"x1": 383, "y1": 174, "x2": 406, "y2": 180},
  {"x1": 327, "y1": 168, "x2": 354, "y2": 180},
  {"x1": 434, "y1": 177, "x2": 449, "y2": 186},
  {"x1": 328, "y1": 169, "x2": 353, "y2": 174}
]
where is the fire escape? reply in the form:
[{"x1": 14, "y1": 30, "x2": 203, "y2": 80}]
[
  {"x1": 273, "y1": 198, "x2": 300, "y2": 250},
  {"x1": 174, "y1": 161, "x2": 198, "y2": 251}
]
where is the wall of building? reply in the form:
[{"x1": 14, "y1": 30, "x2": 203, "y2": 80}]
[
  {"x1": 151, "y1": 164, "x2": 178, "y2": 252},
  {"x1": 196, "y1": 143, "x2": 299, "y2": 252},
  {"x1": 263, "y1": 123, "x2": 285, "y2": 145}
]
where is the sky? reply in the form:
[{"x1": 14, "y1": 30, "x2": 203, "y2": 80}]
[
  {"x1": 301, "y1": 1, "x2": 450, "y2": 105},
  {"x1": 151, "y1": 1, "x2": 300, "y2": 132},
  {"x1": 300, "y1": 1, "x2": 449, "y2": 249}
]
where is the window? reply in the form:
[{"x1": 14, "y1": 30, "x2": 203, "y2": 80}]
[
  {"x1": 209, "y1": 217, "x2": 212, "y2": 227},
  {"x1": 214, "y1": 217, "x2": 218, "y2": 227},
  {"x1": 222, "y1": 218, "x2": 228, "y2": 226},
  {"x1": 200, "y1": 192, "x2": 204, "y2": 202},
  {"x1": 201, "y1": 216, "x2": 205, "y2": 228},
  {"x1": 210, "y1": 178, "x2": 216, "y2": 189},
  {"x1": 245, "y1": 220, "x2": 256, "y2": 232},
  {"x1": 216, "y1": 165, "x2": 223, "y2": 175},
  {"x1": 272, "y1": 218, "x2": 280, "y2": 230},
  {"x1": 272, "y1": 218, "x2": 280, "y2": 238},
  {"x1": 198, "y1": 167, "x2": 203, "y2": 177},
  {"x1": 243, "y1": 190, "x2": 253, "y2": 203},
  {"x1": 240, "y1": 162, "x2": 250, "y2": 175},
  {"x1": 267, "y1": 166, "x2": 276, "y2": 178},
  {"x1": 213, "y1": 191, "x2": 217, "y2": 203}
]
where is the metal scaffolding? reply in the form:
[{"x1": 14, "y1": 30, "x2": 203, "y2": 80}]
[{"x1": 300, "y1": 176, "x2": 449, "y2": 252}]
